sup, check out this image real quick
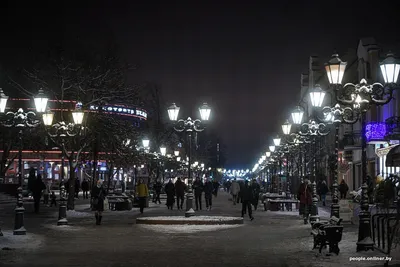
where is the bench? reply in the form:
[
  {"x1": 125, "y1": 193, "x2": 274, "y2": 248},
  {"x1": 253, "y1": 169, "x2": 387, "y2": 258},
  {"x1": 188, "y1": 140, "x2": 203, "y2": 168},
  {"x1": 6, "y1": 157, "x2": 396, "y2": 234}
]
[
  {"x1": 265, "y1": 199, "x2": 299, "y2": 211},
  {"x1": 107, "y1": 195, "x2": 131, "y2": 211},
  {"x1": 311, "y1": 216, "x2": 343, "y2": 255}
]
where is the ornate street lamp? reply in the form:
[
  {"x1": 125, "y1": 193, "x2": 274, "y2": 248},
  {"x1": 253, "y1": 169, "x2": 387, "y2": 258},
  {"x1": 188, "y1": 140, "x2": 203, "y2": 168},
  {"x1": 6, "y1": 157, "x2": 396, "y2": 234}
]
[
  {"x1": 325, "y1": 52, "x2": 399, "y2": 252},
  {"x1": 72, "y1": 103, "x2": 85, "y2": 125},
  {"x1": 291, "y1": 106, "x2": 304, "y2": 125},
  {"x1": 174, "y1": 150, "x2": 180, "y2": 157},
  {"x1": 34, "y1": 89, "x2": 49, "y2": 113},
  {"x1": 282, "y1": 120, "x2": 292, "y2": 135},
  {"x1": 309, "y1": 84, "x2": 326, "y2": 108},
  {"x1": 269, "y1": 145, "x2": 275, "y2": 152},
  {"x1": 168, "y1": 102, "x2": 211, "y2": 217},
  {"x1": 265, "y1": 151, "x2": 271, "y2": 157}
]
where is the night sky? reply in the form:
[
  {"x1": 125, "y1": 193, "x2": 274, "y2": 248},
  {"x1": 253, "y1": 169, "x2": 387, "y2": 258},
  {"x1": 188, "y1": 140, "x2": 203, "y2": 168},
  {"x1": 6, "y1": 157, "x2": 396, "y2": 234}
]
[{"x1": 1, "y1": 1, "x2": 400, "y2": 169}]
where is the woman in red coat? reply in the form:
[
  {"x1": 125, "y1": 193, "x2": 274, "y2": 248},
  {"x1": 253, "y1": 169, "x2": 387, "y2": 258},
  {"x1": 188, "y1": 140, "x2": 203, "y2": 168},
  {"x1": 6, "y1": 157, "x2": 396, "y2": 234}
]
[{"x1": 298, "y1": 179, "x2": 312, "y2": 224}]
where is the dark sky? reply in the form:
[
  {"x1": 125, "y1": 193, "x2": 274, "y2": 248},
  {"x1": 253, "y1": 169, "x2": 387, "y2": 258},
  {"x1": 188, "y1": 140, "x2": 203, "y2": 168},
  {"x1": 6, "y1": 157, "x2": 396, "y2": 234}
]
[{"x1": 1, "y1": 1, "x2": 400, "y2": 169}]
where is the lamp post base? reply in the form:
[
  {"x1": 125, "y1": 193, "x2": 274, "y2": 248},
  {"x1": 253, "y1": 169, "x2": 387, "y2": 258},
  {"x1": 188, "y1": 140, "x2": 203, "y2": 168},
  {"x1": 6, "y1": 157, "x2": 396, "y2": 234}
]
[
  {"x1": 356, "y1": 237, "x2": 374, "y2": 252},
  {"x1": 331, "y1": 203, "x2": 340, "y2": 218},
  {"x1": 58, "y1": 201, "x2": 68, "y2": 225},
  {"x1": 13, "y1": 227, "x2": 26, "y2": 235},
  {"x1": 185, "y1": 208, "x2": 195, "y2": 217}
]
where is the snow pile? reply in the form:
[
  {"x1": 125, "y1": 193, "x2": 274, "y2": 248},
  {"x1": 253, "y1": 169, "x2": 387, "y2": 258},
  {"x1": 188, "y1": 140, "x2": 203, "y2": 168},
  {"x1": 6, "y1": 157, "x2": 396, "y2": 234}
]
[
  {"x1": 137, "y1": 216, "x2": 243, "y2": 221},
  {"x1": 0, "y1": 231, "x2": 44, "y2": 250},
  {"x1": 139, "y1": 224, "x2": 243, "y2": 234},
  {"x1": 66, "y1": 210, "x2": 92, "y2": 218}
]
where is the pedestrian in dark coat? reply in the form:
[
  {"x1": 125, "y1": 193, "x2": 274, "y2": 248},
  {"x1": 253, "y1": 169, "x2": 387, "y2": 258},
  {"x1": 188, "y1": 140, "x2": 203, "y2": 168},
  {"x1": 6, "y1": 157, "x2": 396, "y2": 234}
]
[
  {"x1": 237, "y1": 181, "x2": 245, "y2": 203},
  {"x1": 241, "y1": 180, "x2": 254, "y2": 220},
  {"x1": 251, "y1": 179, "x2": 261, "y2": 210},
  {"x1": 75, "y1": 179, "x2": 80, "y2": 199},
  {"x1": 204, "y1": 179, "x2": 214, "y2": 210},
  {"x1": 165, "y1": 179, "x2": 175, "y2": 210},
  {"x1": 193, "y1": 177, "x2": 204, "y2": 210},
  {"x1": 339, "y1": 179, "x2": 349, "y2": 199},
  {"x1": 298, "y1": 179, "x2": 312, "y2": 224},
  {"x1": 50, "y1": 191, "x2": 57, "y2": 207},
  {"x1": 81, "y1": 179, "x2": 89, "y2": 199},
  {"x1": 91, "y1": 179, "x2": 107, "y2": 225},
  {"x1": 319, "y1": 181, "x2": 329, "y2": 206},
  {"x1": 153, "y1": 180, "x2": 162, "y2": 204},
  {"x1": 32, "y1": 174, "x2": 46, "y2": 213},
  {"x1": 212, "y1": 180, "x2": 220, "y2": 197},
  {"x1": 175, "y1": 178, "x2": 186, "y2": 210}
]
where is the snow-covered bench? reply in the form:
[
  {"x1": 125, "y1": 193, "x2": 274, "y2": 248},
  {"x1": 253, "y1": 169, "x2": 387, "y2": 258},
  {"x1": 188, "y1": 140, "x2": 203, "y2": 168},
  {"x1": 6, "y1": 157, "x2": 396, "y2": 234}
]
[{"x1": 265, "y1": 199, "x2": 299, "y2": 211}]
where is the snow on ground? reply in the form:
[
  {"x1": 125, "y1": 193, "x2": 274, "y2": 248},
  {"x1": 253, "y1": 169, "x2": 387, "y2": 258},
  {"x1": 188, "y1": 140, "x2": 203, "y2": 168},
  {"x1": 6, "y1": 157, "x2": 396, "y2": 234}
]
[
  {"x1": 137, "y1": 216, "x2": 243, "y2": 221},
  {"x1": 66, "y1": 210, "x2": 92, "y2": 218},
  {"x1": 139, "y1": 224, "x2": 243, "y2": 234},
  {"x1": 265, "y1": 208, "x2": 331, "y2": 219},
  {"x1": 0, "y1": 231, "x2": 44, "y2": 250},
  {"x1": 44, "y1": 224, "x2": 85, "y2": 231}
]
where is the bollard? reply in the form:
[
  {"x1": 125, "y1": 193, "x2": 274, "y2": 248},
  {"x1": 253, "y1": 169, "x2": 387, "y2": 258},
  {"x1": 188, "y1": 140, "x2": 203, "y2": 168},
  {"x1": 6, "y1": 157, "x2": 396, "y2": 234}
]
[
  {"x1": 13, "y1": 187, "x2": 26, "y2": 235},
  {"x1": 58, "y1": 183, "x2": 68, "y2": 225},
  {"x1": 331, "y1": 180, "x2": 340, "y2": 218},
  {"x1": 309, "y1": 181, "x2": 320, "y2": 224}
]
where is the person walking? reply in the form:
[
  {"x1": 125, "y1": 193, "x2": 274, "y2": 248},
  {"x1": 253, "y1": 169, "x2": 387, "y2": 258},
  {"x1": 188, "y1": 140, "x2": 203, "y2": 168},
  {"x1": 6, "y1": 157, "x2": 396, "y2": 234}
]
[
  {"x1": 75, "y1": 179, "x2": 80, "y2": 199},
  {"x1": 204, "y1": 178, "x2": 214, "y2": 211},
  {"x1": 212, "y1": 180, "x2": 220, "y2": 197},
  {"x1": 81, "y1": 178, "x2": 89, "y2": 199},
  {"x1": 237, "y1": 181, "x2": 245, "y2": 204},
  {"x1": 251, "y1": 179, "x2": 261, "y2": 210},
  {"x1": 230, "y1": 178, "x2": 240, "y2": 205},
  {"x1": 43, "y1": 181, "x2": 51, "y2": 206},
  {"x1": 91, "y1": 179, "x2": 107, "y2": 225},
  {"x1": 193, "y1": 177, "x2": 204, "y2": 211},
  {"x1": 32, "y1": 174, "x2": 46, "y2": 213},
  {"x1": 319, "y1": 180, "x2": 329, "y2": 206},
  {"x1": 165, "y1": 179, "x2": 175, "y2": 210},
  {"x1": 175, "y1": 178, "x2": 185, "y2": 210},
  {"x1": 136, "y1": 179, "x2": 149, "y2": 214},
  {"x1": 339, "y1": 179, "x2": 349, "y2": 199},
  {"x1": 153, "y1": 180, "x2": 162, "y2": 204},
  {"x1": 241, "y1": 180, "x2": 254, "y2": 221},
  {"x1": 298, "y1": 179, "x2": 312, "y2": 224},
  {"x1": 50, "y1": 191, "x2": 57, "y2": 207}
]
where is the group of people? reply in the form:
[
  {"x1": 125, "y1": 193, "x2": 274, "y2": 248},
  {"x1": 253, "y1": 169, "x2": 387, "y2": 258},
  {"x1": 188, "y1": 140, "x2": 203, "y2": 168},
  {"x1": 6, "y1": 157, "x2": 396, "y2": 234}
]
[
  {"x1": 164, "y1": 177, "x2": 220, "y2": 211},
  {"x1": 298, "y1": 178, "x2": 350, "y2": 224},
  {"x1": 229, "y1": 178, "x2": 260, "y2": 220}
]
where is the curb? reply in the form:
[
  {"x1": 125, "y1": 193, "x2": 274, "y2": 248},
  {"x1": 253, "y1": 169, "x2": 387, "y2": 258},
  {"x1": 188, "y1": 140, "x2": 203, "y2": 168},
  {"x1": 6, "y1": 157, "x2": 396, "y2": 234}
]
[{"x1": 136, "y1": 217, "x2": 244, "y2": 225}]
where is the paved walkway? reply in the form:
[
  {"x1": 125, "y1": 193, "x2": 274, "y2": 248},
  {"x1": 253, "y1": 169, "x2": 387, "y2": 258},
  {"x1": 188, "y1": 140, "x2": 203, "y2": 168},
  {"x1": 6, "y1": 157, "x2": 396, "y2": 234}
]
[{"x1": 0, "y1": 192, "x2": 398, "y2": 267}]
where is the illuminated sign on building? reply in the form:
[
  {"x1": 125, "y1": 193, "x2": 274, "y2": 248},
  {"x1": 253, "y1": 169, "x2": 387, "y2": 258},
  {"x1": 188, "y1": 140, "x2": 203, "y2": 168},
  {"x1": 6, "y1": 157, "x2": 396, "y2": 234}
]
[
  {"x1": 365, "y1": 122, "x2": 386, "y2": 142},
  {"x1": 89, "y1": 105, "x2": 147, "y2": 119}
]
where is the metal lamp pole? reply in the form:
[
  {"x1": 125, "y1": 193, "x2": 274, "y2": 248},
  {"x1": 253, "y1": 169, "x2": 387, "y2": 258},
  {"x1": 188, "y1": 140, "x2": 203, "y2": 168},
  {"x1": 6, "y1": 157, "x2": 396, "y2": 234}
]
[{"x1": 167, "y1": 103, "x2": 211, "y2": 217}]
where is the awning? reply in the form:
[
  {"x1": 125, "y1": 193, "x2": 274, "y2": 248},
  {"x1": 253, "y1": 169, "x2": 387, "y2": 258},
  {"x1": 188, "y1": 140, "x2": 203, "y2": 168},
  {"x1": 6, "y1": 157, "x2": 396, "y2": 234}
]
[
  {"x1": 375, "y1": 144, "x2": 399, "y2": 158},
  {"x1": 386, "y1": 145, "x2": 400, "y2": 167}
]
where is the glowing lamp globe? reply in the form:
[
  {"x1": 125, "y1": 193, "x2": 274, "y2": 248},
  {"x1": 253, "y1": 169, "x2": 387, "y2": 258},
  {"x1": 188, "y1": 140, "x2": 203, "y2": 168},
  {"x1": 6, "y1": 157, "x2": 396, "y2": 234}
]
[
  {"x1": 160, "y1": 147, "x2": 167, "y2": 156},
  {"x1": 266, "y1": 151, "x2": 271, "y2": 157},
  {"x1": 291, "y1": 106, "x2": 304, "y2": 125},
  {"x1": 269, "y1": 145, "x2": 275, "y2": 152},
  {"x1": 174, "y1": 150, "x2": 180, "y2": 156},
  {"x1": 42, "y1": 111, "x2": 54, "y2": 126},
  {"x1": 282, "y1": 120, "x2": 292, "y2": 135},
  {"x1": 167, "y1": 103, "x2": 180, "y2": 121},
  {"x1": 309, "y1": 84, "x2": 326, "y2": 107},
  {"x1": 142, "y1": 138, "x2": 150, "y2": 148},
  {"x1": 199, "y1": 103, "x2": 211, "y2": 121},
  {"x1": 273, "y1": 137, "x2": 281, "y2": 146},
  {"x1": 0, "y1": 88, "x2": 8, "y2": 113},
  {"x1": 325, "y1": 54, "x2": 347, "y2": 85},
  {"x1": 34, "y1": 89, "x2": 49, "y2": 113},
  {"x1": 380, "y1": 53, "x2": 400, "y2": 84}
]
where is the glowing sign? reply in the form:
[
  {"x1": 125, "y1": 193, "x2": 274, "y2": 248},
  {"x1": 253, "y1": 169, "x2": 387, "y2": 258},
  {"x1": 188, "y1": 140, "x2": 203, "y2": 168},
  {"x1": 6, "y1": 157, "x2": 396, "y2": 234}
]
[
  {"x1": 89, "y1": 105, "x2": 147, "y2": 119},
  {"x1": 365, "y1": 122, "x2": 386, "y2": 141}
]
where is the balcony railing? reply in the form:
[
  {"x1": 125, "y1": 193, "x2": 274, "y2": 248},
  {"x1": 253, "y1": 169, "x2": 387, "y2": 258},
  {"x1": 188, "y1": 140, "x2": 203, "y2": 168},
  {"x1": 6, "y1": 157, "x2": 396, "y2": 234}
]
[
  {"x1": 385, "y1": 116, "x2": 400, "y2": 141},
  {"x1": 340, "y1": 131, "x2": 362, "y2": 150}
]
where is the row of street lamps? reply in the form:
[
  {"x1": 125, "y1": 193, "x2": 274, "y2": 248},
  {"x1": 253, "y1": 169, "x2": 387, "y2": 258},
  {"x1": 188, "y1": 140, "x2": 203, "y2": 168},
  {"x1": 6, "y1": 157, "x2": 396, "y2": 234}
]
[{"x1": 251, "y1": 52, "x2": 399, "y2": 251}]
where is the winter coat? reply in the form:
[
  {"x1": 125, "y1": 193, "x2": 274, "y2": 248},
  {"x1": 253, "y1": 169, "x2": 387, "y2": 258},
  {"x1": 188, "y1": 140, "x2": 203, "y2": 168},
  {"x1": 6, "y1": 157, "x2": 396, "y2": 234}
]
[
  {"x1": 230, "y1": 181, "x2": 240, "y2": 195},
  {"x1": 251, "y1": 182, "x2": 261, "y2": 199},
  {"x1": 204, "y1": 181, "x2": 214, "y2": 198},
  {"x1": 91, "y1": 185, "x2": 106, "y2": 211},
  {"x1": 319, "y1": 183, "x2": 329, "y2": 195},
  {"x1": 153, "y1": 182, "x2": 162, "y2": 193},
  {"x1": 81, "y1": 180, "x2": 89, "y2": 191},
  {"x1": 298, "y1": 183, "x2": 312, "y2": 205},
  {"x1": 32, "y1": 178, "x2": 46, "y2": 198},
  {"x1": 241, "y1": 184, "x2": 254, "y2": 201},
  {"x1": 175, "y1": 180, "x2": 186, "y2": 196},
  {"x1": 339, "y1": 182, "x2": 349, "y2": 194},
  {"x1": 213, "y1": 181, "x2": 220, "y2": 191},
  {"x1": 165, "y1": 182, "x2": 175, "y2": 196},
  {"x1": 193, "y1": 180, "x2": 204, "y2": 195},
  {"x1": 136, "y1": 183, "x2": 149, "y2": 198}
]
